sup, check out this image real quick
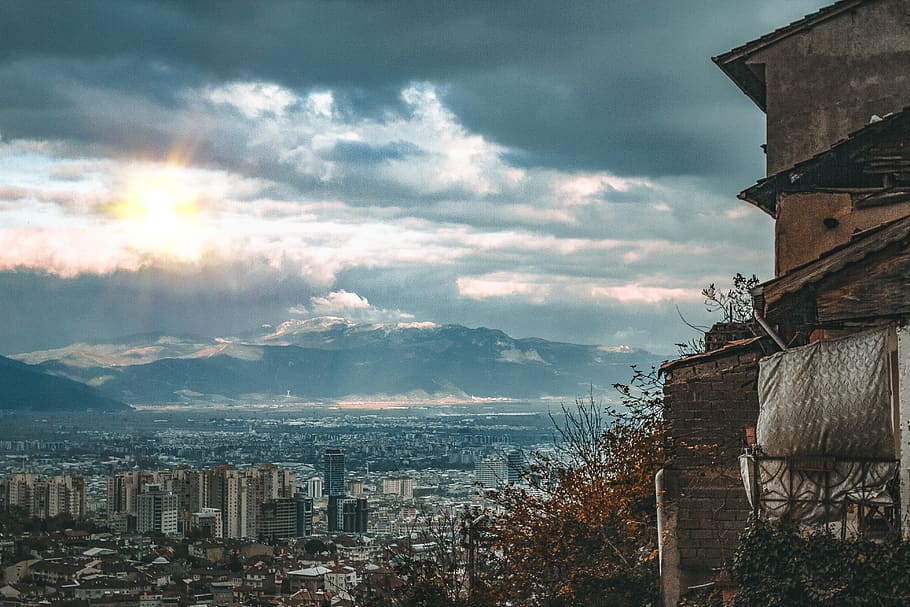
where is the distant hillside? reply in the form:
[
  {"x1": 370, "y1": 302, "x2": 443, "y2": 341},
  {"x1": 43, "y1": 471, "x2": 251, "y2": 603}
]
[
  {"x1": 0, "y1": 355, "x2": 129, "y2": 411},
  {"x1": 14, "y1": 320, "x2": 666, "y2": 405}
]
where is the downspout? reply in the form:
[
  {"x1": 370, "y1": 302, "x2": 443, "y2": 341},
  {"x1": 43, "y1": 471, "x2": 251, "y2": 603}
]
[
  {"x1": 655, "y1": 468, "x2": 665, "y2": 576},
  {"x1": 751, "y1": 286, "x2": 787, "y2": 351},
  {"x1": 656, "y1": 467, "x2": 681, "y2": 607}
]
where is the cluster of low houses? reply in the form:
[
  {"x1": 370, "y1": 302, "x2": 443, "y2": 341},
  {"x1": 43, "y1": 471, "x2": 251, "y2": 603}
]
[{"x1": 0, "y1": 531, "x2": 404, "y2": 607}]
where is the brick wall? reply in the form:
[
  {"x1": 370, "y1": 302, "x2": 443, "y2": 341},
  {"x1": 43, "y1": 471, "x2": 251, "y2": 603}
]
[
  {"x1": 659, "y1": 344, "x2": 764, "y2": 606},
  {"x1": 703, "y1": 322, "x2": 755, "y2": 353}
]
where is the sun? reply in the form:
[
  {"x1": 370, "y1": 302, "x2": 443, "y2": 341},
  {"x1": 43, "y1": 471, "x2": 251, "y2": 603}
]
[
  {"x1": 112, "y1": 168, "x2": 206, "y2": 262},
  {"x1": 131, "y1": 182, "x2": 195, "y2": 232}
]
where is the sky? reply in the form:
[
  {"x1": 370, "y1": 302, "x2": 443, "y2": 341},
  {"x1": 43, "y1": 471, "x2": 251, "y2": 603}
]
[{"x1": 0, "y1": 0, "x2": 829, "y2": 355}]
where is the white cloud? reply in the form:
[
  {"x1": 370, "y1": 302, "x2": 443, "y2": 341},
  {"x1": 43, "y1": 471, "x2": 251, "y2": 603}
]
[
  {"x1": 308, "y1": 290, "x2": 372, "y2": 315},
  {"x1": 456, "y1": 272, "x2": 703, "y2": 306},
  {"x1": 205, "y1": 82, "x2": 296, "y2": 118},
  {"x1": 288, "y1": 290, "x2": 417, "y2": 324},
  {"x1": 306, "y1": 91, "x2": 335, "y2": 118},
  {"x1": 587, "y1": 284, "x2": 696, "y2": 305},
  {"x1": 558, "y1": 174, "x2": 648, "y2": 206},
  {"x1": 0, "y1": 78, "x2": 772, "y2": 350},
  {"x1": 497, "y1": 346, "x2": 547, "y2": 364},
  {"x1": 725, "y1": 205, "x2": 759, "y2": 220},
  {"x1": 456, "y1": 274, "x2": 550, "y2": 303}
]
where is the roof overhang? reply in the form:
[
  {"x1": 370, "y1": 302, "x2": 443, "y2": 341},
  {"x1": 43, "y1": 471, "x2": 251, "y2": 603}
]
[
  {"x1": 738, "y1": 106, "x2": 910, "y2": 216},
  {"x1": 758, "y1": 213, "x2": 910, "y2": 308},
  {"x1": 713, "y1": 0, "x2": 872, "y2": 113}
]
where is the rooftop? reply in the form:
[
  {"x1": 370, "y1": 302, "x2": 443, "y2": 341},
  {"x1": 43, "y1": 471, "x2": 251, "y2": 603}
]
[
  {"x1": 740, "y1": 106, "x2": 910, "y2": 215},
  {"x1": 758, "y1": 213, "x2": 910, "y2": 306},
  {"x1": 660, "y1": 336, "x2": 768, "y2": 374},
  {"x1": 713, "y1": 0, "x2": 875, "y2": 111}
]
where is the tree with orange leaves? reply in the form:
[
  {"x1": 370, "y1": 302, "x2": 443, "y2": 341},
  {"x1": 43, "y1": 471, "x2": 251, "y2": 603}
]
[
  {"x1": 486, "y1": 371, "x2": 664, "y2": 606},
  {"x1": 384, "y1": 370, "x2": 663, "y2": 607}
]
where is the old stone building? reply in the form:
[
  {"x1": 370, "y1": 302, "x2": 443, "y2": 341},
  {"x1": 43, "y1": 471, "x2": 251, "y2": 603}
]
[
  {"x1": 658, "y1": 1, "x2": 910, "y2": 605},
  {"x1": 714, "y1": 0, "x2": 910, "y2": 177}
]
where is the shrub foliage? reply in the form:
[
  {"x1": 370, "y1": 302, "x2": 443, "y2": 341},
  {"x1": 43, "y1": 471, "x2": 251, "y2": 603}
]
[{"x1": 731, "y1": 520, "x2": 910, "y2": 607}]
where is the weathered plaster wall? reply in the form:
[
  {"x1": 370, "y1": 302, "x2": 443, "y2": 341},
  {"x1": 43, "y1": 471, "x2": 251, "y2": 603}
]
[
  {"x1": 659, "y1": 346, "x2": 762, "y2": 607},
  {"x1": 775, "y1": 192, "x2": 910, "y2": 275},
  {"x1": 750, "y1": 0, "x2": 910, "y2": 175}
]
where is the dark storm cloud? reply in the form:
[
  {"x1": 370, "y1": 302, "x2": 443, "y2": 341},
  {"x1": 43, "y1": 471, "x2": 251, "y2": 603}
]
[
  {"x1": 0, "y1": 0, "x2": 827, "y2": 355},
  {"x1": 0, "y1": 58, "x2": 201, "y2": 160},
  {"x1": 327, "y1": 140, "x2": 424, "y2": 165},
  {"x1": 0, "y1": 0, "x2": 822, "y2": 186}
]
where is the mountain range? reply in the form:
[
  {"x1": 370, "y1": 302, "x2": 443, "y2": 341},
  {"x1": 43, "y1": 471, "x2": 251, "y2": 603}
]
[
  {"x1": 0, "y1": 353, "x2": 129, "y2": 411},
  {"x1": 8, "y1": 318, "x2": 666, "y2": 407}
]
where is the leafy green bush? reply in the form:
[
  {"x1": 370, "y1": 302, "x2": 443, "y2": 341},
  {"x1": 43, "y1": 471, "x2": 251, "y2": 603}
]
[{"x1": 731, "y1": 520, "x2": 910, "y2": 607}]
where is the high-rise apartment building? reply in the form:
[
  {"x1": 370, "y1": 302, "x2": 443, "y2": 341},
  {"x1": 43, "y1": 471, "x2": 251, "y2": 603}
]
[
  {"x1": 343, "y1": 497, "x2": 369, "y2": 534},
  {"x1": 210, "y1": 466, "x2": 252, "y2": 538},
  {"x1": 382, "y1": 477, "x2": 415, "y2": 498},
  {"x1": 101, "y1": 464, "x2": 298, "y2": 539},
  {"x1": 506, "y1": 450, "x2": 527, "y2": 485},
  {"x1": 209, "y1": 464, "x2": 296, "y2": 538},
  {"x1": 253, "y1": 464, "x2": 296, "y2": 503},
  {"x1": 48, "y1": 474, "x2": 85, "y2": 519},
  {"x1": 327, "y1": 495, "x2": 342, "y2": 533},
  {"x1": 297, "y1": 495, "x2": 314, "y2": 537},
  {"x1": 304, "y1": 476, "x2": 323, "y2": 499},
  {"x1": 7, "y1": 474, "x2": 85, "y2": 519},
  {"x1": 324, "y1": 449, "x2": 345, "y2": 497},
  {"x1": 190, "y1": 508, "x2": 223, "y2": 539},
  {"x1": 170, "y1": 467, "x2": 211, "y2": 528},
  {"x1": 398, "y1": 477, "x2": 414, "y2": 499},
  {"x1": 107, "y1": 470, "x2": 163, "y2": 523},
  {"x1": 327, "y1": 495, "x2": 368, "y2": 534},
  {"x1": 8, "y1": 474, "x2": 38, "y2": 515},
  {"x1": 136, "y1": 484, "x2": 179, "y2": 535},
  {"x1": 475, "y1": 456, "x2": 508, "y2": 488}
]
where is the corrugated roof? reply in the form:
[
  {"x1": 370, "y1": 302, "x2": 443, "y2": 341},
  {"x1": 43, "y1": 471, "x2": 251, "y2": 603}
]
[{"x1": 713, "y1": 0, "x2": 875, "y2": 111}]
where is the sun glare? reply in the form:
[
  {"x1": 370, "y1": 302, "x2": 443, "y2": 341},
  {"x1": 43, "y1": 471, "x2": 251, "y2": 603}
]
[
  {"x1": 134, "y1": 183, "x2": 194, "y2": 231},
  {"x1": 112, "y1": 168, "x2": 207, "y2": 262}
]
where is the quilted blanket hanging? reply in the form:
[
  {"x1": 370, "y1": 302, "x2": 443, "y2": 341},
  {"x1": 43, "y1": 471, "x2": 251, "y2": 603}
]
[
  {"x1": 745, "y1": 328, "x2": 896, "y2": 523},
  {"x1": 757, "y1": 328, "x2": 893, "y2": 459}
]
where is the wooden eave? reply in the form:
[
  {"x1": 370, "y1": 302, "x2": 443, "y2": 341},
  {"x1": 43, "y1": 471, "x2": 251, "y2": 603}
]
[
  {"x1": 758, "y1": 213, "x2": 910, "y2": 308},
  {"x1": 713, "y1": 0, "x2": 873, "y2": 112},
  {"x1": 738, "y1": 106, "x2": 910, "y2": 216}
]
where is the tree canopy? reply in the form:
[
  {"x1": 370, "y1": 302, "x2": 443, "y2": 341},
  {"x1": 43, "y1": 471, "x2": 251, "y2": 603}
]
[{"x1": 388, "y1": 373, "x2": 664, "y2": 607}]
